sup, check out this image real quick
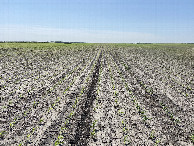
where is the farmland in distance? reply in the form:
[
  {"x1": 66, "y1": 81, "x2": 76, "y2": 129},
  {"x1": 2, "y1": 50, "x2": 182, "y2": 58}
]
[{"x1": 0, "y1": 43, "x2": 193, "y2": 146}]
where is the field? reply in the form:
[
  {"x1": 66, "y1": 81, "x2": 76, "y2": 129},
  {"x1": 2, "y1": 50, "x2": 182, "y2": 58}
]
[{"x1": 0, "y1": 43, "x2": 193, "y2": 146}]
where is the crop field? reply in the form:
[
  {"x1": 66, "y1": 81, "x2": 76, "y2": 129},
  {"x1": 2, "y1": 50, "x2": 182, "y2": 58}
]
[{"x1": 0, "y1": 43, "x2": 193, "y2": 146}]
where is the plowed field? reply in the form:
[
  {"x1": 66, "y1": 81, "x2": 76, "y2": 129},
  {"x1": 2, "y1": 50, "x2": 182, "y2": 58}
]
[{"x1": 0, "y1": 43, "x2": 193, "y2": 146}]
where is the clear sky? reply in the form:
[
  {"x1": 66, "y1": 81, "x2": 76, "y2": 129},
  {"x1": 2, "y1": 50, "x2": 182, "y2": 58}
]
[{"x1": 0, "y1": 0, "x2": 194, "y2": 43}]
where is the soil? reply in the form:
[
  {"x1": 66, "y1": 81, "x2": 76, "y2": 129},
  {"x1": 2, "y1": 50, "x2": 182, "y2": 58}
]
[{"x1": 0, "y1": 43, "x2": 193, "y2": 146}]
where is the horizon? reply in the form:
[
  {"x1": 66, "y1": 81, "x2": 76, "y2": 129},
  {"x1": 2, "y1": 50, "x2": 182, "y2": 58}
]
[
  {"x1": 1, "y1": 41, "x2": 194, "y2": 44},
  {"x1": 1, "y1": 0, "x2": 194, "y2": 43}
]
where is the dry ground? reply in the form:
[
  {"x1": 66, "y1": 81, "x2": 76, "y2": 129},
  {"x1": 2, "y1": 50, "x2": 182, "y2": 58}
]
[{"x1": 0, "y1": 43, "x2": 193, "y2": 146}]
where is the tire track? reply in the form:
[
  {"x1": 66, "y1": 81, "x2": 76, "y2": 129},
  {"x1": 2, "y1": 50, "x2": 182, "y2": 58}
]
[{"x1": 69, "y1": 52, "x2": 102, "y2": 145}]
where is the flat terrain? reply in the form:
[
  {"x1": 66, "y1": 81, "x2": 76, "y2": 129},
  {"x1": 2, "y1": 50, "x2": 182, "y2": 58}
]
[{"x1": 0, "y1": 43, "x2": 193, "y2": 146}]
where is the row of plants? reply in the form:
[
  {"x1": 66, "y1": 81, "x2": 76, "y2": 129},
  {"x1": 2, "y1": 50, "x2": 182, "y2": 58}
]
[
  {"x1": 0, "y1": 46, "x2": 92, "y2": 101},
  {"x1": 17, "y1": 51, "x2": 100, "y2": 145},
  {"x1": 107, "y1": 51, "x2": 161, "y2": 146},
  {"x1": 113, "y1": 46, "x2": 192, "y2": 98},
  {"x1": 109, "y1": 47, "x2": 193, "y2": 145},
  {"x1": 107, "y1": 54, "x2": 130, "y2": 145},
  {"x1": 110, "y1": 50, "x2": 183, "y2": 125},
  {"x1": 90, "y1": 51, "x2": 103, "y2": 142},
  {"x1": 0, "y1": 48, "x2": 87, "y2": 115},
  {"x1": 54, "y1": 49, "x2": 102, "y2": 145},
  {"x1": 0, "y1": 53, "x2": 87, "y2": 109},
  {"x1": 1, "y1": 50, "x2": 98, "y2": 145},
  {"x1": 1, "y1": 57, "x2": 89, "y2": 144}
]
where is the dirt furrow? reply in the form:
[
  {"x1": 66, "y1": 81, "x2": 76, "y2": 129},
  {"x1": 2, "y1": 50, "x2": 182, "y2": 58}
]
[
  {"x1": 35, "y1": 49, "x2": 102, "y2": 146},
  {"x1": 69, "y1": 52, "x2": 102, "y2": 145},
  {"x1": 109, "y1": 51, "x2": 193, "y2": 145}
]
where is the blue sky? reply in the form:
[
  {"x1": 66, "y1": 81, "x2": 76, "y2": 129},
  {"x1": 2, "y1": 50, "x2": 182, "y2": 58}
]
[{"x1": 0, "y1": 0, "x2": 194, "y2": 43}]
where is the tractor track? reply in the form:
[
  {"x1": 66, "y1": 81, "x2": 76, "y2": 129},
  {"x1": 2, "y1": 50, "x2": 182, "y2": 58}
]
[{"x1": 68, "y1": 52, "x2": 102, "y2": 145}]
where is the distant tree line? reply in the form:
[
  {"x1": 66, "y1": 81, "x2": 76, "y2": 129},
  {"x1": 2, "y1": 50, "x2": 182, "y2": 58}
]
[
  {"x1": 0, "y1": 41, "x2": 86, "y2": 44},
  {"x1": 0, "y1": 41, "x2": 193, "y2": 44}
]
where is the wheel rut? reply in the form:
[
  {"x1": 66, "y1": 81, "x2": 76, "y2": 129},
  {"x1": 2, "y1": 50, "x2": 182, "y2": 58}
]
[{"x1": 70, "y1": 52, "x2": 102, "y2": 145}]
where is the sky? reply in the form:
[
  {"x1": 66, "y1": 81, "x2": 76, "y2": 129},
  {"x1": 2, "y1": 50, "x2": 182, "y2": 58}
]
[{"x1": 0, "y1": 0, "x2": 194, "y2": 43}]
